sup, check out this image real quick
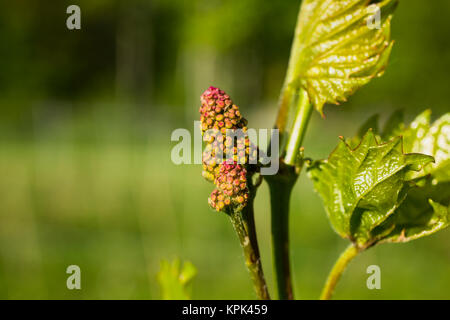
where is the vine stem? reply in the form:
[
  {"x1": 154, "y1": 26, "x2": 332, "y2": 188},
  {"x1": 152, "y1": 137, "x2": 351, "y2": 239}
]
[
  {"x1": 266, "y1": 168, "x2": 297, "y2": 300},
  {"x1": 320, "y1": 244, "x2": 360, "y2": 300},
  {"x1": 229, "y1": 200, "x2": 270, "y2": 300}
]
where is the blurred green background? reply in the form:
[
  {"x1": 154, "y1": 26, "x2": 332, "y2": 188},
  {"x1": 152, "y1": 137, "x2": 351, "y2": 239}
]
[{"x1": 0, "y1": 0, "x2": 449, "y2": 299}]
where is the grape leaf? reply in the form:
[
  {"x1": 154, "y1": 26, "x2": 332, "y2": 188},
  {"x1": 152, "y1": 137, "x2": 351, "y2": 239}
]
[
  {"x1": 375, "y1": 175, "x2": 450, "y2": 244},
  {"x1": 341, "y1": 110, "x2": 450, "y2": 245},
  {"x1": 307, "y1": 130, "x2": 433, "y2": 248},
  {"x1": 356, "y1": 110, "x2": 450, "y2": 182},
  {"x1": 290, "y1": 0, "x2": 398, "y2": 113}
]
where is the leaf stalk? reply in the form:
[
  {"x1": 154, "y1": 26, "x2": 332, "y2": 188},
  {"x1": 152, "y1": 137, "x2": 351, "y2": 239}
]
[{"x1": 320, "y1": 244, "x2": 360, "y2": 300}]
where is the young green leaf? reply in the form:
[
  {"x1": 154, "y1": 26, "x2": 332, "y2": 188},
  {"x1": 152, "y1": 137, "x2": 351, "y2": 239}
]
[
  {"x1": 307, "y1": 130, "x2": 433, "y2": 248},
  {"x1": 325, "y1": 110, "x2": 450, "y2": 246},
  {"x1": 289, "y1": 0, "x2": 398, "y2": 114},
  {"x1": 157, "y1": 259, "x2": 197, "y2": 300},
  {"x1": 357, "y1": 110, "x2": 450, "y2": 182}
]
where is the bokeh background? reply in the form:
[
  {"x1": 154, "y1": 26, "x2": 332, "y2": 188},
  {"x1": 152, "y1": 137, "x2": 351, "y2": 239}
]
[{"x1": 0, "y1": 0, "x2": 449, "y2": 299}]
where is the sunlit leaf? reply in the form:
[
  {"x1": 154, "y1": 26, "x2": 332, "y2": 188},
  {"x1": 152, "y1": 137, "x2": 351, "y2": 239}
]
[
  {"x1": 400, "y1": 111, "x2": 450, "y2": 182},
  {"x1": 290, "y1": 0, "x2": 398, "y2": 113},
  {"x1": 330, "y1": 110, "x2": 450, "y2": 246},
  {"x1": 356, "y1": 110, "x2": 450, "y2": 182},
  {"x1": 307, "y1": 130, "x2": 433, "y2": 248},
  {"x1": 376, "y1": 111, "x2": 450, "y2": 242}
]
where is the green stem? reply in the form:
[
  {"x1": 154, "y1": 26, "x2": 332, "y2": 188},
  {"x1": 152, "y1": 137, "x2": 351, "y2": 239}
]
[
  {"x1": 229, "y1": 200, "x2": 270, "y2": 300},
  {"x1": 266, "y1": 168, "x2": 297, "y2": 300},
  {"x1": 320, "y1": 244, "x2": 360, "y2": 300},
  {"x1": 284, "y1": 89, "x2": 312, "y2": 165}
]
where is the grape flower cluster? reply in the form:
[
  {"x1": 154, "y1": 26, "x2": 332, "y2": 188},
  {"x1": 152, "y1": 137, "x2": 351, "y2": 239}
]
[{"x1": 199, "y1": 86, "x2": 258, "y2": 212}]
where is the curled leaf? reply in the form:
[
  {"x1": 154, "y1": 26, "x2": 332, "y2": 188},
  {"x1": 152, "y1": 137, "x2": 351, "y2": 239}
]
[
  {"x1": 319, "y1": 110, "x2": 450, "y2": 247},
  {"x1": 307, "y1": 130, "x2": 433, "y2": 248}
]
